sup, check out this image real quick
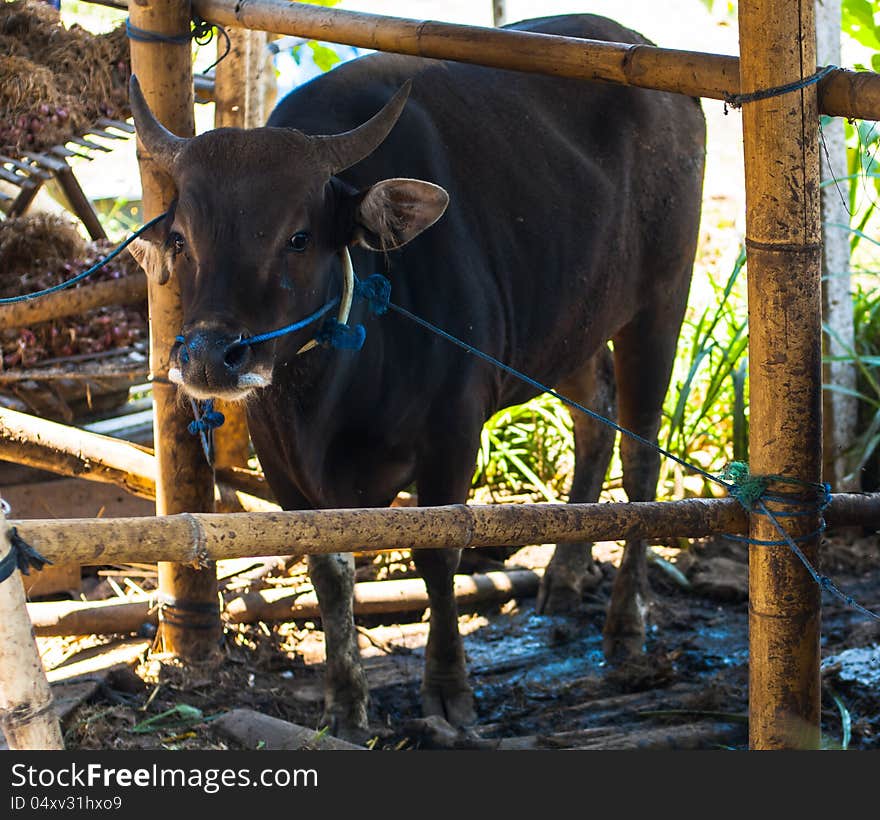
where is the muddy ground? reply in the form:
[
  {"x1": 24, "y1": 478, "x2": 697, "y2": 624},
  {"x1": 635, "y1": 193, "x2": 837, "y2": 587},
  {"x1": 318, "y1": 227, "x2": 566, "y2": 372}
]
[{"x1": 39, "y1": 527, "x2": 880, "y2": 753}]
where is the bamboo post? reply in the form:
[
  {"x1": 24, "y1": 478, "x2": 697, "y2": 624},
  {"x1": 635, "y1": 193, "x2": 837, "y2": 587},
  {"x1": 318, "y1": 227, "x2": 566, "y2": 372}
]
[
  {"x1": 212, "y1": 29, "x2": 255, "y2": 471},
  {"x1": 0, "y1": 503, "x2": 64, "y2": 750},
  {"x1": 817, "y1": 0, "x2": 858, "y2": 491},
  {"x1": 191, "y1": 0, "x2": 880, "y2": 121},
  {"x1": 246, "y1": 30, "x2": 274, "y2": 126},
  {"x1": 492, "y1": 1, "x2": 506, "y2": 28},
  {"x1": 738, "y1": 0, "x2": 823, "y2": 749},
  {"x1": 128, "y1": 0, "x2": 220, "y2": 660}
]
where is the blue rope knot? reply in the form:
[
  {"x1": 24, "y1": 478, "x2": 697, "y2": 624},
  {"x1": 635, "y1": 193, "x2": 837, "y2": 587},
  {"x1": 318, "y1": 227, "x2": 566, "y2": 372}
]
[
  {"x1": 354, "y1": 274, "x2": 392, "y2": 316},
  {"x1": 187, "y1": 400, "x2": 225, "y2": 435},
  {"x1": 125, "y1": 16, "x2": 231, "y2": 72},
  {"x1": 720, "y1": 460, "x2": 828, "y2": 537},
  {"x1": 720, "y1": 461, "x2": 770, "y2": 511},
  {"x1": 315, "y1": 319, "x2": 367, "y2": 351},
  {"x1": 721, "y1": 461, "x2": 831, "y2": 519}
]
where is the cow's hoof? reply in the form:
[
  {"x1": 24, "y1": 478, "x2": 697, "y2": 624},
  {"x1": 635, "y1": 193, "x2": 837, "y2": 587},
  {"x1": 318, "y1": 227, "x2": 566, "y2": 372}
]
[
  {"x1": 601, "y1": 601, "x2": 647, "y2": 660},
  {"x1": 536, "y1": 563, "x2": 602, "y2": 614},
  {"x1": 601, "y1": 629, "x2": 646, "y2": 662},
  {"x1": 404, "y1": 716, "x2": 497, "y2": 750},
  {"x1": 421, "y1": 682, "x2": 476, "y2": 728},
  {"x1": 320, "y1": 708, "x2": 372, "y2": 746}
]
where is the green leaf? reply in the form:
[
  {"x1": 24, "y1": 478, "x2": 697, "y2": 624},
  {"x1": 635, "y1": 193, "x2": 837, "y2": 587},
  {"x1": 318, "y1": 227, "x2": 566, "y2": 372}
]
[
  {"x1": 829, "y1": 687, "x2": 852, "y2": 750},
  {"x1": 131, "y1": 704, "x2": 204, "y2": 734},
  {"x1": 307, "y1": 41, "x2": 342, "y2": 73},
  {"x1": 842, "y1": 0, "x2": 880, "y2": 50}
]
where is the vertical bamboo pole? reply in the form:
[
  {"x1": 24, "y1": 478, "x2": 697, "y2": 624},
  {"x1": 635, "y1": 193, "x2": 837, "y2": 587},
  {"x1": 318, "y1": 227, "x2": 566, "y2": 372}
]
[
  {"x1": 492, "y1": 1, "x2": 506, "y2": 28},
  {"x1": 738, "y1": 0, "x2": 823, "y2": 749},
  {"x1": 0, "y1": 504, "x2": 64, "y2": 749},
  {"x1": 129, "y1": 1, "x2": 220, "y2": 660},
  {"x1": 817, "y1": 0, "x2": 858, "y2": 491},
  {"x1": 246, "y1": 31, "x2": 274, "y2": 127},
  {"x1": 213, "y1": 29, "x2": 255, "y2": 471}
]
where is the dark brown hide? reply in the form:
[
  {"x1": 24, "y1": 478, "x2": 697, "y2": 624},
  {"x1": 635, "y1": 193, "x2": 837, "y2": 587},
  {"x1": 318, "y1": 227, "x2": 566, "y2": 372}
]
[{"x1": 130, "y1": 14, "x2": 706, "y2": 740}]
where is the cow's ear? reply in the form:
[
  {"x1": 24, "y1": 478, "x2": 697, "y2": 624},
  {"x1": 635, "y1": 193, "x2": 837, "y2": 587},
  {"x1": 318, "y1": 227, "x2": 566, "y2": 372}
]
[
  {"x1": 354, "y1": 178, "x2": 448, "y2": 251},
  {"x1": 127, "y1": 216, "x2": 172, "y2": 285}
]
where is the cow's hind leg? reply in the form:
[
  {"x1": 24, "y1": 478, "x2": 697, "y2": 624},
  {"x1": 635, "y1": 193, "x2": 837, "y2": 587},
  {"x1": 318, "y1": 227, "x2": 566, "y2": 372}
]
[
  {"x1": 413, "y1": 427, "x2": 482, "y2": 727},
  {"x1": 603, "y1": 301, "x2": 686, "y2": 660},
  {"x1": 309, "y1": 552, "x2": 371, "y2": 742},
  {"x1": 537, "y1": 346, "x2": 617, "y2": 613}
]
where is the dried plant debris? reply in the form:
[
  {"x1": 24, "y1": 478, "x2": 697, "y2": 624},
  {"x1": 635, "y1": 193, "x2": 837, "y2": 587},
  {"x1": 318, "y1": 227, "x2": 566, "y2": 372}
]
[
  {"x1": 0, "y1": 1, "x2": 130, "y2": 156},
  {"x1": 0, "y1": 214, "x2": 146, "y2": 393},
  {"x1": 0, "y1": 211, "x2": 85, "y2": 275}
]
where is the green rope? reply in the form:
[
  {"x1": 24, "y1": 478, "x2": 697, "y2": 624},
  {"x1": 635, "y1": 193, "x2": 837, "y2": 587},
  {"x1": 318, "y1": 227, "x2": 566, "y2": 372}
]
[{"x1": 721, "y1": 461, "x2": 771, "y2": 511}]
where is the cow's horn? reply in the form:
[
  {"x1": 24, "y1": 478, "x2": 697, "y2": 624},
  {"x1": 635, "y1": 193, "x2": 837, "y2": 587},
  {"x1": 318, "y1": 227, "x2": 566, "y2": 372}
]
[
  {"x1": 312, "y1": 81, "x2": 412, "y2": 174},
  {"x1": 129, "y1": 75, "x2": 188, "y2": 173}
]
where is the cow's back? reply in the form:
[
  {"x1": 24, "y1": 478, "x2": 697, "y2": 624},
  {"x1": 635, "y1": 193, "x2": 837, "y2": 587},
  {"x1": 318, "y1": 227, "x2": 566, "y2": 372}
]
[{"x1": 268, "y1": 13, "x2": 705, "y2": 407}]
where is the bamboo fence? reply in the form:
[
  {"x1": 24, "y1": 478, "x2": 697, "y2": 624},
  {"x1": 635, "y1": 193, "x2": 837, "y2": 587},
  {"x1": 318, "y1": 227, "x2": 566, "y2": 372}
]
[
  {"x1": 9, "y1": 493, "x2": 878, "y2": 568},
  {"x1": 1, "y1": 0, "x2": 877, "y2": 751},
  {"x1": 193, "y1": 0, "x2": 880, "y2": 120}
]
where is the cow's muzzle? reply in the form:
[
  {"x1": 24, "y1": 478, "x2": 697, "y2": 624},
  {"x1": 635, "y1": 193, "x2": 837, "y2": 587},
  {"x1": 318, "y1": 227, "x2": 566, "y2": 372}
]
[{"x1": 170, "y1": 326, "x2": 268, "y2": 400}]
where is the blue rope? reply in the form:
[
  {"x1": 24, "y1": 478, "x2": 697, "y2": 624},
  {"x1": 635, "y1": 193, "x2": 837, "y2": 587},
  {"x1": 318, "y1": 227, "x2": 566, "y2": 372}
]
[
  {"x1": 314, "y1": 320, "x2": 367, "y2": 350},
  {"x1": 232, "y1": 299, "x2": 341, "y2": 348},
  {"x1": 188, "y1": 398, "x2": 225, "y2": 436},
  {"x1": 0, "y1": 213, "x2": 166, "y2": 304},
  {"x1": 188, "y1": 398, "x2": 224, "y2": 467},
  {"x1": 724, "y1": 64, "x2": 838, "y2": 112},
  {"x1": 125, "y1": 19, "x2": 193, "y2": 46},
  {"x1": 125, "y1": 16, "x2": 231, "y2": 73}
]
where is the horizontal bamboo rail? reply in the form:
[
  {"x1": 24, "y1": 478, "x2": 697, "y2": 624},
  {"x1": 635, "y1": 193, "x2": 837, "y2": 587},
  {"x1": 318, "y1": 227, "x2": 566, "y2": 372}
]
[
  {"x1": 10, "y1": 493, "x2": 879, "y2": 567},
  {"x1": 26, "y1": 569, "x2": 541, "y2": 635},
  {"x1": 194, "y1": 0, "x2": 880, "y2": 121},
  {"x1": 0, "y1": 406, "x2": 274, "y2": 512},
  {"x1": 0, "y1": 276, "x2": 146, "y2": 330},
  {"x1": 0, "y1": 406, "x2": 155, "y2": 500}
]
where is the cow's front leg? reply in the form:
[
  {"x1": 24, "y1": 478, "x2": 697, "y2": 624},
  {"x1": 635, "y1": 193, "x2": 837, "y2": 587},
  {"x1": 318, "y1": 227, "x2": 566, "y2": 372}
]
[
  {"x1": 414, "y1": 418, "x2": 482, "y2": 728},
  {"x1": 308, "y1": 552, "x2": 370, "y2": 742},
  {"x1": 412, "y1": 547, "x2": 475, "y2": 727}
]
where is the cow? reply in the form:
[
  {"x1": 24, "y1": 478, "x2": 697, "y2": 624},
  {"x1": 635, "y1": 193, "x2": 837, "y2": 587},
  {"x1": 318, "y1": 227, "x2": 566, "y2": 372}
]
[{"x1": 128, "y1": 14, "x2": 706, "y2": 742}]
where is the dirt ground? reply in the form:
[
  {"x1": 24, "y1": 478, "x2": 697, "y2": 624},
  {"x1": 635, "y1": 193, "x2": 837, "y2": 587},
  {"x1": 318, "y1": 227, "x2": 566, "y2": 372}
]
[{"x1": 41, "y1": 527, "x2": 880, "y2": 753}]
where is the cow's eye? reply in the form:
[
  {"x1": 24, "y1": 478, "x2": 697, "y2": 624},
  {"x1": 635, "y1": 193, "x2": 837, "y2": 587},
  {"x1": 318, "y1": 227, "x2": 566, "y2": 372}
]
[
  {"x1": 288, "y1": 231, "x2": 311, "y2": 252},
  {"x1": 168, "y1": 232, "x2": 186, "y2": 255}
]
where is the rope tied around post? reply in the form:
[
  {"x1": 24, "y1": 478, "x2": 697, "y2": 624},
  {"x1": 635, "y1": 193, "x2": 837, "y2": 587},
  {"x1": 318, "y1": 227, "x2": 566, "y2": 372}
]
[
  {"x1": 723, "y1": 64, "x2": 838, "y2": 114},
  {"x1": 125, "y1": 15, "x2": 231, "y2": 73},
  {"x1": 0, "y1": 501, "x2": 52, "y2": 583}
]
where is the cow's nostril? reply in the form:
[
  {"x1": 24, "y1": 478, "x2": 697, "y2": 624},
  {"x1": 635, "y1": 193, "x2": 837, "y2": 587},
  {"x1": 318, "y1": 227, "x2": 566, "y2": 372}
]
[{"x1": 223, "y1": 342, "x2": 252, "y2": 372}]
